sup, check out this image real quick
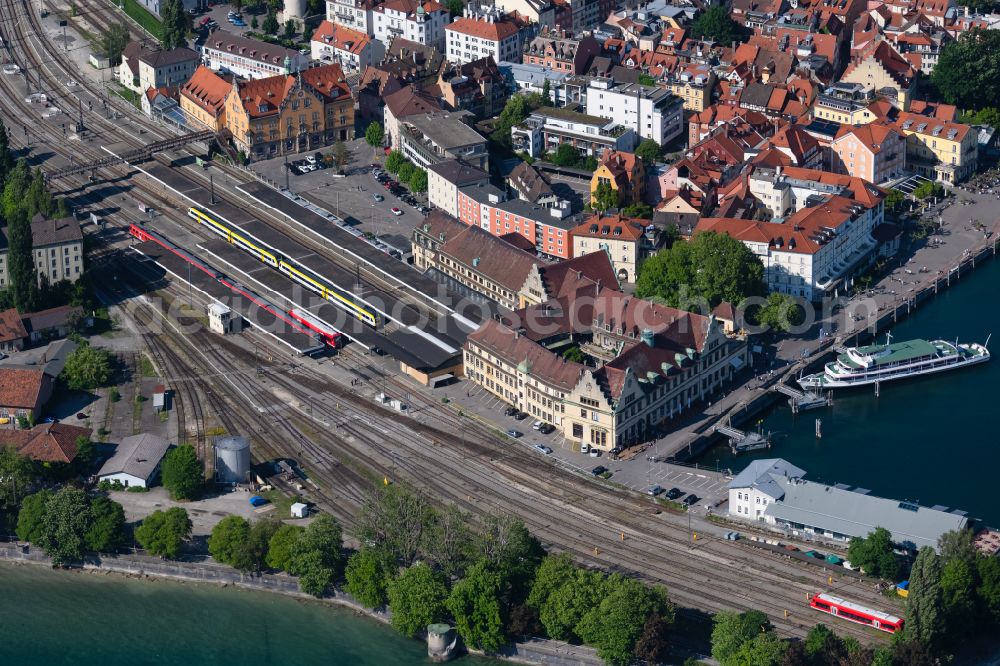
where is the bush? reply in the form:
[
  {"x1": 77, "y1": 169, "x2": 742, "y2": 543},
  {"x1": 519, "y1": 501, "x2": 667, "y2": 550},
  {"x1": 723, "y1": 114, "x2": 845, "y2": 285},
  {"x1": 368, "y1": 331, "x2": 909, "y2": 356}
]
[{"x1": 61, "y1": 343, "x2": 113, "y2": 390}]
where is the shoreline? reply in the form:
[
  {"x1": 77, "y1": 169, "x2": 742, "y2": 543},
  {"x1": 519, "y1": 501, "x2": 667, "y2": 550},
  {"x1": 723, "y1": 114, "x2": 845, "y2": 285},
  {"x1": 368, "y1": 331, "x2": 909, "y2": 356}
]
[{"x1": 0, "y1": 543, "x2": 600, "y2": 666}]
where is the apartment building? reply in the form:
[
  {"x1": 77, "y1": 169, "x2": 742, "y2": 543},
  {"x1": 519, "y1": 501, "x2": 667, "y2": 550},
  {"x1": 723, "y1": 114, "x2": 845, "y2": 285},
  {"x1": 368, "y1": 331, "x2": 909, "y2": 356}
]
[
  {"x1": 179, "y1": 65, "x2": 232, "y2": 131},
  {"x1": 397, "y1": 111, "x2": 490, "y2": 171},
  {"x1": 512, "y1": 106, "x2": 636, "y2": 159},
  {"x1": 426, "y1": 160, "x2": 490, "y2": 219},
  {"x1": 590, "y1": 150, "x2": 646, "y2": 207},
  {"x1": 373, "y1": 0, "x2": 449, "y2": 50},
  {"x1": 446, "y1": 7, "x2": 525, "y2": 66},
  {"x1": 326, "y1": 0, "x2": 377, "y2": 35},
  {"x1": 311, "y1": 21, "x2": 381, "y2": 73},
  {"x1": 668, "y1": 64, "x2": 716, "y2": 113},
  {"x1": 223, "y1": 64, "x2": 354, "y2": 160},
  {"x1": 521, "y1": 31, "x2": 601, "y2": 75},
  {"x1": 117, "y1": 42, "x2": 199, "y2": 94},
  {"x1": 196, "y1": 32, "x2": 309, "y2": 80},
  {"x1": 893, "y1": 112, "x2": 978, "y2": 183},
  {"x1": 586, "y1": 79, "x2": 684, "y2": 146},
  {"x1": 0, "y1": 215, "x2": 84, "y2": 289},
  {"x1": 570, "y1": 213, "x2": 654, "y2": 283},
  {"x1": 831, "y1": 122, "x2": 907, "y2": 183}
]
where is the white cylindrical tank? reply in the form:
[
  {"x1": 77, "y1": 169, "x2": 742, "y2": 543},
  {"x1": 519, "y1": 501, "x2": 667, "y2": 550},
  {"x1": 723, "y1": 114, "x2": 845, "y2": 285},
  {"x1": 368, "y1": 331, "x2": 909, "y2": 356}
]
[
  {"x1": 282, "y1": 0, "x2": 306, "y2": 25},
  {"x1": 215, "y1": 436, "x2": 251, "y2": 484}
]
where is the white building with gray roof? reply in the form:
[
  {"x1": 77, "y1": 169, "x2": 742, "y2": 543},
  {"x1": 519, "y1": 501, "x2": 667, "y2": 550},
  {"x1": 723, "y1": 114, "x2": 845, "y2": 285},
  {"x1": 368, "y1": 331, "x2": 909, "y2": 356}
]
[
  {"x1": 98, "y1": 433, "x2": 171, "y2": 489},
  {"x1": 728, "y1": 458, "x2": 968, "y2": 552}
]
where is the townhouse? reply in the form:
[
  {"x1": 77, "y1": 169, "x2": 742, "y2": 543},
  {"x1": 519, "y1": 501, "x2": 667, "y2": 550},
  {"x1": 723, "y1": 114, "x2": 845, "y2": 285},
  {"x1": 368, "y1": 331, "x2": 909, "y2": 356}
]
[
  {"x1": 373, "y1": 0, "x2": 449, "y2": 50},
  {"x1": 179, "y1": 65, "x2": 232, "y2": 131},
  {"x1": 446, "y1": 7, "x2": 526, "y2": 66}
]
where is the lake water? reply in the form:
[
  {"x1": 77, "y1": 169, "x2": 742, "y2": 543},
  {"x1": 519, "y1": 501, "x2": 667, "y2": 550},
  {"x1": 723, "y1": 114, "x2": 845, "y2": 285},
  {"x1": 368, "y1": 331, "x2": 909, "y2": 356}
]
[
  {"x1": 0, "y1": 561, "x2": 492, "y2": 666},
  {"x1": 706, "y1": 255, "x2": 1000, "y2": 526}
]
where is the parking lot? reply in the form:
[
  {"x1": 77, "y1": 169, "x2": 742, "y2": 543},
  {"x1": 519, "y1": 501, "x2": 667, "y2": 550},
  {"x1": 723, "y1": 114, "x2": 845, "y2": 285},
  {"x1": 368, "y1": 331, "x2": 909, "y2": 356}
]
[
  {"x1": 250, "y1": 138, "x2": 429, "y2": 244},
  {"x1": 435, "y1": 379, "x2": 732, "y2": 511}
]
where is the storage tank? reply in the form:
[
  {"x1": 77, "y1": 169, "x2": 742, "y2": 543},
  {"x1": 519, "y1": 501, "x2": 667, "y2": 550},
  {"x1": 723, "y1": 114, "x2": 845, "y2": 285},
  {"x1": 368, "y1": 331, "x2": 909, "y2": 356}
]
[
  {"x1": 282, "y1": 0, "x2": 306, "y2": 25},
  {"x1": 214, "y1": 436, "x2": 251, "y2": 484}
]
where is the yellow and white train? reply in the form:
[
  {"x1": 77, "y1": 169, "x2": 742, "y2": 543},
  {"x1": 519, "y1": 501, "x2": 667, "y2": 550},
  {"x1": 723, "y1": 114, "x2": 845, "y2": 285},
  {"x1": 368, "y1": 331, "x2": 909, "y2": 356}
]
[{"x1": 188, "y1": 206, "x2": 379, "y2": 327}]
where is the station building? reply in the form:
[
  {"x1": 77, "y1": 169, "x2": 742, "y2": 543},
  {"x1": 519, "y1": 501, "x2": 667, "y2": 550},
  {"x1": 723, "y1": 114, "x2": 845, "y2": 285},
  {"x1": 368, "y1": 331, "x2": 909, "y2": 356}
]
[{"x1": 727, "y1": 458, "x2": 969, "y2": 553}]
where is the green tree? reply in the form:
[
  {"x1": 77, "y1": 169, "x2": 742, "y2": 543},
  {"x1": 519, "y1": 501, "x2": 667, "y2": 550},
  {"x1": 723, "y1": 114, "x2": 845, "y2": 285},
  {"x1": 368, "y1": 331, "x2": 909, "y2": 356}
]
[
  {"x1": 365, "y1": 122, "x2": 384, "y2": 151},
  {"x1": 16, "y1": 489, "x2": 53, "y2": 543},
  {"x1": 884, "y1": 188, "x2": 905, "y2": 210},
  {"x1": 332, "y1": 141, "x2": 349, "y2": 171},
  {"x1": 913, "y1": 181, "x2": 943, "y2": 200},
  {"x1": 491, "y1": 95, "x2": 533, "y2": 149},
  {"x1": 2, "y1": 158, "x2": 30, "y2": 219},
  {"x1": 356, "y1": 483, "x2": 432, "y2": 567},
  {"x1": 711, "y1": 610, "x2": 772, "y2": 664},
  {"x1": 345, "y1": 547, "x2": 396, "y2": 608},
  {"x1": 422, "y1": 503, "x2": 474, "y2": 578},
  {"x1": 847, "y1": 528, "x2": 901, "y2": 580},
  {"x1": 541, "y1": 78, "x2": 553, "y2": 107},
  {"x1": 551, "y1": 143, "x2": 581, "y2": 167},
  {"x1": 6, "y1": 208, "x2": 37, "y2": 312},
  {"x1": 637, "y1": 73, "x2": 657, "y2": 87},
  {"x1": 388, "y1": 561, "x2": 449, "y2": 637},
  {"x1": 262, "y1": 11, "x2": 279, "y2": 35},
  {"x1": 592, "y1": 180, "x2": 619, "y2": 211},
  {"x1": 288, "y1": 514, "x2": 344, "y2": 596},
  {"x1": 74, "y1": 435, "x2": 97, "y2": 471},
  {"x1": 931, "y1": 29, "x2": 1000, "y2": 110},
  {"x1": 575, "y1": 575, "x2": 673, "y2": 666},
  {"x1": 60, "y1": 343, "x2": 112, "y2": 390},
  {"x1": 283, "y1": 19, "x2": 296, "y2": 40},
  {"x1": 444, "y1": 0, "x2": 464, "y2": 15},
  {"x1": 635, "y1": 231, "x2": 766, "y2": 309},
  {"x1": 890, "y1": 640, "x2": 937, "y2": 666},
  {"x1": 0, "y1": 445, "x2": 35, "y2": 511},
  {"x1": 101, "y1": 22, "x2": 130, "y2": 67},
  {"x1": 159, "y1": 0, "x2": 189, "y2": 49},
  {"x1": 959, "y1": 106, "x2": 1000, "y2": 128},
  {"x1": 0, "y1": 117, "x2": 14, "y2": 184},
  {"x1": 635, "y1": 138, "x2": 662, "y2": 164},
  {"x1": 161, "y1": 444, "x2": 203, "y2": 500},
  {"x1": 803, "y1": 624, "x2": 848, "y2": 665},
  {"x1": 977, "y1": 555, "x2": 1000, "y2": 623},
  {"x1": 729, "y1": 630, "x2": 788, "y2": 666},
  {"x1": 209, "y1": 515, "x2": 252, "y2": 568},
  {"x1": 408, "y1": 168, "x2": 428, "y2": 193},
  {"x1": 135, "y1": 507, "x2": 191, "y2": 559},
  {"x1": 266, "y1": 523, "x2": 303, "y2": 571},
  {"x1": 528, "y1": 554, "x2": 605, "y2": 641},
  {"x1": 621, "y1": 203, "x2": 653, "y2": 219},
  {"x1": 754, "y1": 293, "x2": 805, "y2": 333},
  {"x1": 85, "y1": 495, "x2": 125, "y2": 553},
  {"x1": 476, "y1": 512, "x2": 542, "y2": 600},
  {"x1": 448, "y1": 559, "x2": 506, "y2": 652},
  {"x1": 250, "y1": 15, "x2": 258, "y2": 29},
  {"x1": 940, "y1": 557, "x2": 976, "y2": 638},
  {"x1": 561, "y1": 346, "x2": 585, "y2": 363},
  {"x1": 906, "y1": 546, "x2": 943, "y2": 649},
  {"x1": 689, "y1": 6, "x2": 747, "y2": 44},
  {"x1": 384, "y1": 150, "x2": 406, "y2": 173},
  {"x1": 244, "y1": 519, "x2": 280, "y2": 574},
  {"x1": 397, "y1": 161, "x2": 416, "y2": 183},
  {"x1": 938, "y1": 529, "x2": 977, "y2": 568},
  {"x1": 37, "y1": 487, "x2": 91, "y2": 566}
]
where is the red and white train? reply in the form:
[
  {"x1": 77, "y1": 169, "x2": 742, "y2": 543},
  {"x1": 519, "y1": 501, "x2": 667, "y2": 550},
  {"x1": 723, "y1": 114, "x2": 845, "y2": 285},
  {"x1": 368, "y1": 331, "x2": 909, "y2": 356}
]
[
  {"x1": 128, "y1": 223, "x2": 344, "y2": 350},
  {"x1": 289, "y1": 308, "x2": 343, "y2": 348},
  {"x1": 809, "y1": 593, "x2": 904, "y2": 634}
]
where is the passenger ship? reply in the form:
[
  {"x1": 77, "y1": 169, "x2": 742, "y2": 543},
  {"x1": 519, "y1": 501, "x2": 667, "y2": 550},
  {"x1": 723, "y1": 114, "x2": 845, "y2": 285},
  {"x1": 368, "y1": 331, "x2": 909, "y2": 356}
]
[{"x1": 799, "y1": 334, "x2": 990, "y2": 389}]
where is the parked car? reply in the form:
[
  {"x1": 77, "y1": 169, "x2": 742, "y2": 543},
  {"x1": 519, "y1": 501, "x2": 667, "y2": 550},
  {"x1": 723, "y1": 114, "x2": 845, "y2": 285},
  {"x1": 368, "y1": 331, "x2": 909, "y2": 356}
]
[
  {"x1": 591, "y1": 465, "x2": 607, "y2": 476},
  {"x1": 665, "y1": 487, "x2": 683, "y2": 500},
  {"x1": 372, "y1": 194, "x2": 384, "y2": 202},
  {"x1": 504, "y1": 406, "x2": 518, "y2": 416},
  {"x1": 580, "y1": 442, "x2": 590, "y2": 454},
  {"x1": 76, "y1": 412, "x2": 88, "y2": 420},
  {"x1": 391, "y1": 207, "x2": 404, "y2": 216},
  {"x1": 507, "y1": 429, "x2": 523, "y2": 439},
  {"x1": 725, "y1": 531, "x2": 740, "y2": 541},
  {"x1": 534, "y1": 444, "x2": 553, "y2": 455},
  {"x1": 646, "y1": 485, "x2": 664, "y2": 496},
  {"x1": 232, "y1": 19, "x2": 245, "y2": 26},
  {"x1": 514, "y1": 411, "x2": 528, "y2": 420},
  {"x1": 532, "y1": 421, "x2": 543, "y2": 431},
  {"x1": 682, "y1": 494, "x2": 700, "y2": 506},
  {"x1": 539, "y1": 423, "x2": 555, "y2": 434},
  {"x1": 589, "y1": 448, "x2": 601, "y2": 457}
]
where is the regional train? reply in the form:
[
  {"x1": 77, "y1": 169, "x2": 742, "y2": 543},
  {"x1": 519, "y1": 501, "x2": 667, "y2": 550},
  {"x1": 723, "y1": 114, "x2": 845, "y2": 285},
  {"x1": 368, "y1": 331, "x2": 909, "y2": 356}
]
[
  {"x1": 808, "y1": 593, "x2": 904, "y2": 634},
  {"x1": 187, "y1": 206, "x2": 379, "y2": 328},
  {"x1": 128, "y1": 222, "x2": 342, "y2": 350}
]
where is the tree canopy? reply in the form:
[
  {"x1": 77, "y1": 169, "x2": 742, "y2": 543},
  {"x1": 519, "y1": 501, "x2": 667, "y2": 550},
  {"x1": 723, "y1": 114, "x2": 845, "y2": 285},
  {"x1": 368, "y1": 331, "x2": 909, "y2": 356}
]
[
  {"x1": 161, "y1": 444, "x2": 203, "y2": 500},
  {"x1": 16, "y1": 489, "x2": 53, "y2": 543},
  {"x1": 135, "y1": 507, "x2": 192, "y2": 559},
  {"x1": 288, "y1": 514, "x2": 344, "y2": 596},
  {"x1": 635, "y1": 231, "x2": 766, "y2": 309},
  {"x1": 907, "y1": 546, "x2": 944, "y2": 649},
  {"x1": 592, "y1": 181, "x2": 619, "y2": 212},
  {"x1": 931, "y1": 29, "x2": 1000, "y2": 110},
  {"x1": 365, "y1": 122, "x2": 384, "y2": 149},
  {"x1": 37, "y1": 487, "x2": 92, "y2": 566},
  {"x1": 356, "y1": 483, "x2": 432, "y2": 567},
  {"x1": 387, "y1": 561, "x2": 449, "y2": 637},
  {"x1": 266, "y1": 523, "x2": 303, "y2": 571},
  {"x1": 754, "y1": 293, "x2": 804, "y2": 333},
  {"x1": 575, "y1": 575, "x2": 673, "y2": 666},
  {"x1": 0, "y1": 445, "x2": 35, "y2": 512},
  {"x1": 551, "y1": 143, "x2": 582, "y2": 167},
  {"x1": 447, "y1": 559, "x2": 507, "y2": 652},
  {"x1": 60, "y1": 343, "x2": 113, "y2": 390},
  {"x1": 634, "y1": 139, "x2": 662, "y2": 165},
  {"x1": 385, "y1": 150, "x2": 406, "y2": 173},
  {"x1": 102, "y1": 22, "x2": 130, "y2": 67},
  {"x1": 711, "y1": 610, "x2": 772, "y2": 664},
  {"x1": 209, "y1": 515, "x2": 252, "y2": 569},
  {"x1": 847, "y1": 527, "x2": 901, "y2": 580},
  {"x1": 85, "y1": 495, "x2": 126, "y2": 553},
  {"x1": 345, "y1": 547, "x2": 397, "y2": 609},
  {"x1": 159, "y1": 0, "x2": 189, "y2": 49},
  {"x1": 690, "y1": 6, "x2": 747, "y2": 45}
]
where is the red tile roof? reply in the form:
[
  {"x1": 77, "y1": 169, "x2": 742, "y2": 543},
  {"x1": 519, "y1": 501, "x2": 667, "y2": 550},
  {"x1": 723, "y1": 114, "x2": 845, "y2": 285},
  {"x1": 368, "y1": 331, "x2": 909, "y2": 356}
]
[
  {"x1": 311, "y1": 21, "x2": 371, "y2": 56},
  {"x1": 3, "y1": 422, "x2": 91, "y2": 464},
  {"x1": 571, "y1": 213, "x2": 646, "y2": 242},
  {"x1": 180, "y1": 65, "x2": 232, "y2": 117},
  {"x1": 466, "y1": 319, "x2": 584, "y2": 391},
  {"x1": 0, "y1": 367, "x2": 50, "y2": 410},
  {"x1": 447, "y1": 15, "x2": 520, "y2": 42},
  {"x1": 0, "y1": 308, "x2": 27, "y2": 344}
]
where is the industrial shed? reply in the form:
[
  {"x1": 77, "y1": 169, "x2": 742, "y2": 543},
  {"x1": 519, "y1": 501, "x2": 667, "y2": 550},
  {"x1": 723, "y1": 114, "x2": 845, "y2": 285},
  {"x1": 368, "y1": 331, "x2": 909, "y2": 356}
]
[{"x1": 98, "y1": 433, "x2": 171, "y2": 488}]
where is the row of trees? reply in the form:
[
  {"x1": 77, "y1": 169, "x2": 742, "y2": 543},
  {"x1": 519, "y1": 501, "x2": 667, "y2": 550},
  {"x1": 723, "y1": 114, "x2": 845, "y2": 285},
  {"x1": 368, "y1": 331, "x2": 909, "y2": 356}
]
[
  {"x1": 384, "y1": 150, "x2": 428, "y2": 192},
  {"x1": 158, "y1": 0, "x2": 190, "y2": 50},
  {"x1": 930, "y1": 29, "x2": 1000, "y2": 112}
]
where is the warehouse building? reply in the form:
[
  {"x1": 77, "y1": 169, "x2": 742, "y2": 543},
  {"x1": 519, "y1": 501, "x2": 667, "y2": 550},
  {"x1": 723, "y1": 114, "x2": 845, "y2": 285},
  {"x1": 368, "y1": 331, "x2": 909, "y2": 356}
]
[{"x1": 98, "y1": 433, "x2": 171, "y2": 489}]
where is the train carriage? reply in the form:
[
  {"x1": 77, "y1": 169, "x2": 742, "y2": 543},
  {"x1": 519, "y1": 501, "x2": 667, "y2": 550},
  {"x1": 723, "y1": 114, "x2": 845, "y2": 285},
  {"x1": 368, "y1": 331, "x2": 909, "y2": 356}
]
[
  {"x1": 289, "y1": 308, "x2": 343, "y2": 348},
  {"x1": 187, "y1": 206, "x2": 378, "y2": 327},
  {"x1": 809, "y1": 593, "x2": 903, "y2": 633}
]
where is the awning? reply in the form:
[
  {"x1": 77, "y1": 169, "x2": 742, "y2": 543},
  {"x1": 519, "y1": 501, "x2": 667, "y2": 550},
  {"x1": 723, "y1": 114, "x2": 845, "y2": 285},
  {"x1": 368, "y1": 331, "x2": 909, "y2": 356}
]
[{"x1": 729, "y1": 356, "x2": 746, "y2": 370}]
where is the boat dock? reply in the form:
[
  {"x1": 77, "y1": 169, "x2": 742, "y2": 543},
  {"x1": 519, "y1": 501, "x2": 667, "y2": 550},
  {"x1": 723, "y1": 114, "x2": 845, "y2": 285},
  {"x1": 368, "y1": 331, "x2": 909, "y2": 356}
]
[
  {"x1": 772, "y1": 384, "x2": 831, "y2": 413},
  {"x1": 715, "y1": 422, "x2": 772, "y2": 454}
]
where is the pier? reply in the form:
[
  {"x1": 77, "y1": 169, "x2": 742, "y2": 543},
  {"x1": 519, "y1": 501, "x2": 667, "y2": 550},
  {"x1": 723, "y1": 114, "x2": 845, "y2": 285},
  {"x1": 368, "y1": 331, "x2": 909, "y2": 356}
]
[
  {"x1": 714, "y1": 421, "x2": 772, "y2": 454},
  {"x1": 772, "y1": 384, "x2": 831, "y2": 413}
]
